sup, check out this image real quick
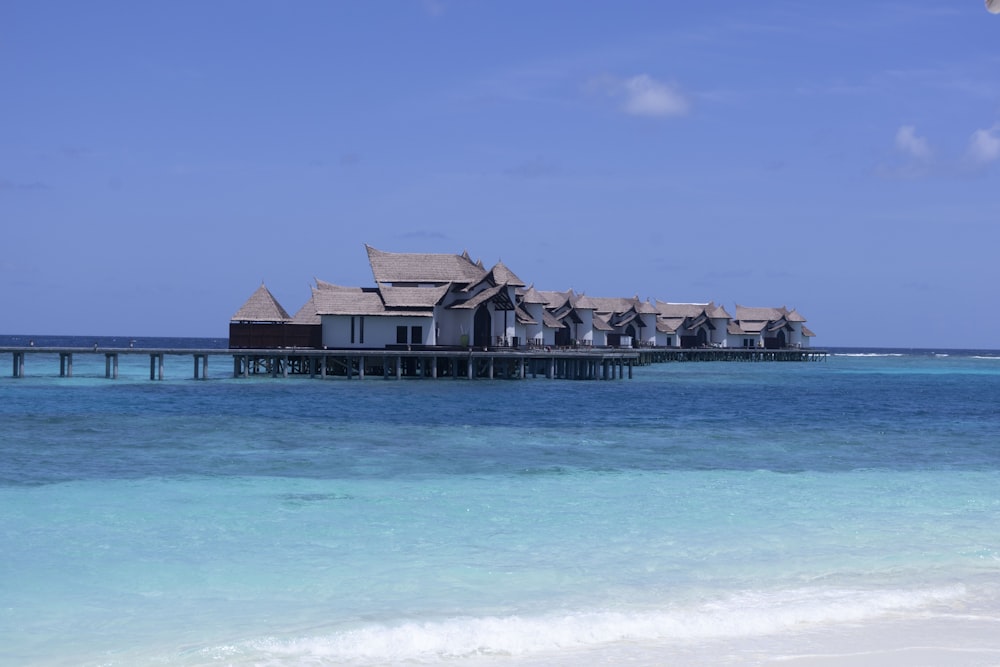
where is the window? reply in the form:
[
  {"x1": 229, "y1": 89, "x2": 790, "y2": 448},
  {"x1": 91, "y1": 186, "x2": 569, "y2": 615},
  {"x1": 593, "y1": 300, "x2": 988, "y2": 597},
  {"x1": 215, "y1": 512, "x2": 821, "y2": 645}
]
[
  {"x1": 396, "y1": 326, "x2": 407, "y2": 344},
  {"x1": 411, "y1": 326, "x2": 422, "y2": 344},
  {"x1": 359, "y1": 316, "x2": 365, "y2": 344},
  {"x1": 350, "y1": 317, "x2": 355, "y2": 344}
]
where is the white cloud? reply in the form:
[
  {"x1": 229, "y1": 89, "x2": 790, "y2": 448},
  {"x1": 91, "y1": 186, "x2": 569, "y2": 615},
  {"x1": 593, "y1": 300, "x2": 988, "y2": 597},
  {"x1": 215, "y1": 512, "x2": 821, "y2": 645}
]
[
  {"x1": 621, "y1": 74, "x2": 690, "y2": 117},
  {"x1": 966, "y1": 125, "x2": 1000, "y2": 165},
  {"x1": 895, "y1": 125, "x2": 931, "y2": 160}
]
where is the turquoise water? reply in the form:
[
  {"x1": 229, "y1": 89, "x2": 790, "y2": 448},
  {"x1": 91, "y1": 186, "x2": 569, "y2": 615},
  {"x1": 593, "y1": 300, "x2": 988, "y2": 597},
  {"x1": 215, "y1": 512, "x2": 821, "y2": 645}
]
[{"x1": 2, "y1": 344, "x2": 999, "y2": 665}]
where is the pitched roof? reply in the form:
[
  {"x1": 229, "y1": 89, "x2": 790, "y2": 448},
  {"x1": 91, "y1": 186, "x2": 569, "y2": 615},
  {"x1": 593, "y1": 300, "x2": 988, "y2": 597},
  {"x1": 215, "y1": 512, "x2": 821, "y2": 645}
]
[
  {"x1": 291, "y1": 293, "x2": 321, "y2": 325},
  {"x1": 538, "y1": 289, "x2": 572, "y2": 309},
  {"x1": 657, "y1": 319, "x2": 680, "y2": 334},
  {"x1": 231, "y1": 283, "x2": 292, "y2": 323},
  {"x1": 585, "y1": 296, "x2": 623, "y2": 313},
  {"x1": 487, "y1": 260, "x2": 526, "y2": 287},
  {"x1": 519, "y1": 284, "x2": 549, "y2": 305},
  {"x1": 735, "y1": 319, "x2": 767, "y2": 334},
  {"x1": 655, "y1": 301, "x2": 709, "y2": 318},
  {"x1": 542, "y1": 310, "x2": 565, "y2": 329},
  {"x1": 785, "y1": 309, "x2": 806, "y2": 322},
  {"x1": 380, "y1": 284, "x2": 450, "y2": 308},
  {"x1": 366, "y1": 245, "x2": 485, "y2": 285},
  {"x1": 708, "y1": 304, "x2": 731, "y2": 319},
  {"x1": 448, "y1": 283, "x2": 510, "y2": 310},
  {"x1": 735, "y1": 305, "x2": 788, "y2": 322},
  {"x1": 514, "y1": 305, "x2": 537, "y2": 325},
  {"x1": 312, "y1": 285, "x2": 383, "y2": 316},
  {"x1": 634, "y1": 297, "x2": 658, "y2": 315},
  {"x1": 312, "y1": 284, "x2": 433, "y2": 317},
  {"x1": 592, "y1": 313, "x2": 615, "y2": 331}
]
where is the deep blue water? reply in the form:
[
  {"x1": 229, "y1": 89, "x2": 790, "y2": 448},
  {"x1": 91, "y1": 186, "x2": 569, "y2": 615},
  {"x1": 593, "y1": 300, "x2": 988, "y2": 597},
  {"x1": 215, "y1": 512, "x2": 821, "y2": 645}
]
[{"x1": 1, "y1": 339, "x2": 999, "y2": 665}]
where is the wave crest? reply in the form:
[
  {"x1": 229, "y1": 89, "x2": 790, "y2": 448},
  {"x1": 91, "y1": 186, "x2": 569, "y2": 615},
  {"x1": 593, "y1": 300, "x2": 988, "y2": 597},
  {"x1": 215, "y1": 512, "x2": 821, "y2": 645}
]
[{"x1": 233, "y1": 586, "x2": 964, "y2": 664}]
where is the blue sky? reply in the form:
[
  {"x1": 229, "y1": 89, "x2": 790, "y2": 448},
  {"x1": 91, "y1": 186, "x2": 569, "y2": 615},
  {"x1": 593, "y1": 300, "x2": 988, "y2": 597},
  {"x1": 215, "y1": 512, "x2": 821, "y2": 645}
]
[{"x1": 2, "y1": 1, "x2": 998, "y2": 347}]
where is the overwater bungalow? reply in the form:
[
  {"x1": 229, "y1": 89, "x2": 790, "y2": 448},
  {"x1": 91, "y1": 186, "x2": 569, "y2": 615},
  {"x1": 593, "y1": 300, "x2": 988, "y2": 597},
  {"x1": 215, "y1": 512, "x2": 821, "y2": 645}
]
[{"x1": 228, "y1": 245, "x2": 816, "y2": 354}]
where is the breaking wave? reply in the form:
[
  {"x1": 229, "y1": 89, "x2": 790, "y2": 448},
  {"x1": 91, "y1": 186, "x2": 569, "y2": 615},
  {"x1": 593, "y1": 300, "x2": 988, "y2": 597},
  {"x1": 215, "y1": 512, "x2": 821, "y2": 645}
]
[{"x1": 213, "y1": 585, "x2": 964, "y2": 665}]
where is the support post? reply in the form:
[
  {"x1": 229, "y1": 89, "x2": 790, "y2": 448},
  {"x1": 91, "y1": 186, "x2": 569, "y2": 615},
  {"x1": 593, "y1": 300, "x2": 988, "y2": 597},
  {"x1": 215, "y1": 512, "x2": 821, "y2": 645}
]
[
  {"x1": 431, "y1": 356, "x2": 437, "y2": 378},
  {"x1": 60, "y1": 353, "x2": 71, "y2": 377},
  {"x1": 358, "y1": 356, "x2": 365, "y2": 379}
]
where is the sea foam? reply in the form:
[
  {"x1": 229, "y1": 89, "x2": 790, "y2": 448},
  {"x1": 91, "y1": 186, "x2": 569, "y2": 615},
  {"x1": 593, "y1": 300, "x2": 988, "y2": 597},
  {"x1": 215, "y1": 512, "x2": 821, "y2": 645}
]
[{"x1": 237, "y1": 586, "x2": 965, "y2": 665}]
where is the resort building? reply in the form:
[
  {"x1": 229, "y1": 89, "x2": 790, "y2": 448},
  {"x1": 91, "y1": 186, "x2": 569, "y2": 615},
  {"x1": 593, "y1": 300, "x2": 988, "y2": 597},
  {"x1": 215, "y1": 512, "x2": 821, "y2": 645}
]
[
  {"x1": 278, "y1": 246, "x2": 528, "y2": 350},
  {"x1": 655, "y1": 302, "x2": 733, "y2": 348},
  {"x1": 230, "y1": 245, "x2": 815, "y2": 352},
  {"x1": 728, "y1": 305, "x2": 814, "y2": 349}
]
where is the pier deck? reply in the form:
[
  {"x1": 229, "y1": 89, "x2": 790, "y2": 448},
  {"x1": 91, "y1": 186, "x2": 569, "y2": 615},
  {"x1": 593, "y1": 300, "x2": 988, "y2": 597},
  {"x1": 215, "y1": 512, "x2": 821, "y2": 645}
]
[
  {"x1": 2, "y1": 346, "x2": 646, "y2": 381},
  {"x1": 3, "y1": 345, "x2": 826, "y2": 381}
]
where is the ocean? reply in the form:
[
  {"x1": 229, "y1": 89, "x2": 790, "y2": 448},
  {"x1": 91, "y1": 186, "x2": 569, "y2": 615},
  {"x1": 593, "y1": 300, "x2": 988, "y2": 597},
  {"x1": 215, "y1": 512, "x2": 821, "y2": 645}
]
[{"x1": 1, "y1": 338, "x2": 999, "y2": 666}]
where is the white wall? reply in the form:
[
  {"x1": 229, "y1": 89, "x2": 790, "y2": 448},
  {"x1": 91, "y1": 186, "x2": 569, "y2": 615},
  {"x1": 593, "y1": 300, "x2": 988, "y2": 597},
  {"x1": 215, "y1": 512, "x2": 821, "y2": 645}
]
[
  {"x1": 523, "y1": 303, "x2": 545, "y2": 344},
  {"x1": 321, "y1": 315, "x2": 434, "y2": 348},
  {"x1": 709, "y1": 318, "x2": 729, "y2": 346},
  {"x1": 638, "y1": 313, "x2": 657, "y2": 346},
  {"x1": 575, "y1": 310, "x2": 594, "y2": 345},
  {"x1": 434, "y1": 308, "x2": 474, "y2": 346}
]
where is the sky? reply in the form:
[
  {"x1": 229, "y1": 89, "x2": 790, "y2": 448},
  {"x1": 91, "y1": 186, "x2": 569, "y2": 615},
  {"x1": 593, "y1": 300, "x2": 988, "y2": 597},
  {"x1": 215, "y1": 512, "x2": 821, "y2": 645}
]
[{"x1": 2, "y1": 1, "x2": 999, "y2": 347}]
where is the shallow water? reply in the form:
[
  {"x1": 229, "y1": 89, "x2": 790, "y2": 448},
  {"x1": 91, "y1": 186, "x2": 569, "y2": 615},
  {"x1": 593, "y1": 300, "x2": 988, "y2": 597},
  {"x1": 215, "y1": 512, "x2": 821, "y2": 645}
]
[{"x1": 1, "y1": 342, "x2": 999, "y2": 665}]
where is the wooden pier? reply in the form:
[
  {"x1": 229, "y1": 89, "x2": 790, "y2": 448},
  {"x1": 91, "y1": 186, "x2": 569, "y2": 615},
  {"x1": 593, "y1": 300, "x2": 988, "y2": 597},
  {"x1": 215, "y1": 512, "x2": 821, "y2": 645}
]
[
  {"x1": 2, "y1": 346, "x2": 643, "y2": 381},
  {"x1": 2, "y1": 345, "x2": 827, "y2": 381},
  {"x1": 636, "y1": 347, "x2": 828, "y2": 363}
]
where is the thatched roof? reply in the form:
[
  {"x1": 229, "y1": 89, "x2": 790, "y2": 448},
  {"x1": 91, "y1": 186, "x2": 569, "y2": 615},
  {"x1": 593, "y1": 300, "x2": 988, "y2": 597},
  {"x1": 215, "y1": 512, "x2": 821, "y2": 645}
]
[
  {"x1": 542, "y1": 310, "x2": 565, "y2": 329},
  {"x1": 514, "y1": 305, "x2": 537, "y2": 325},
  {"x1": 448, "y1": 283, "x2": 515, "y2": 310},
  {"x1": 657, "y1": 319, "x2": 681, "y2": 334},
  {"x1": 537, "y1": 289, "x2": 572, "y2": 309},
  {"x1": 312, "y1": 283, "x2": 432, "y2": 317},
  {"x1": 585, "y1": 296, "x2": 632, "y2": 314},
  {"x1": 232, "y1": 283, "x2": 292, "y2": 323},
  {"x1": 291, "y1": 293, "x2": 321, "y2": 325},
  {"x1": 487, "y1": 260, "x2": 526, "y2": 287},
  {"x1": 655, "y1": 301, "x2": 710, "y2": 318},
  {"x1": 735, "y1": 305, "x2": 788, "y2": 322},
  {"x1": 380, "y1": 284, "x2": 450, "y2": 308},
  {"x1": 592, "y1": 313, "x2": 615, "y2": 331},
  {"x1": 366, "y1": 245, "x2": 485, "y2": 285},
  {"x1": 518, "y1": 284, "x2": 550, "y2": 305},
  {"x1": 708, "y1": 304, "x2": 731, "y2": 319}
]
